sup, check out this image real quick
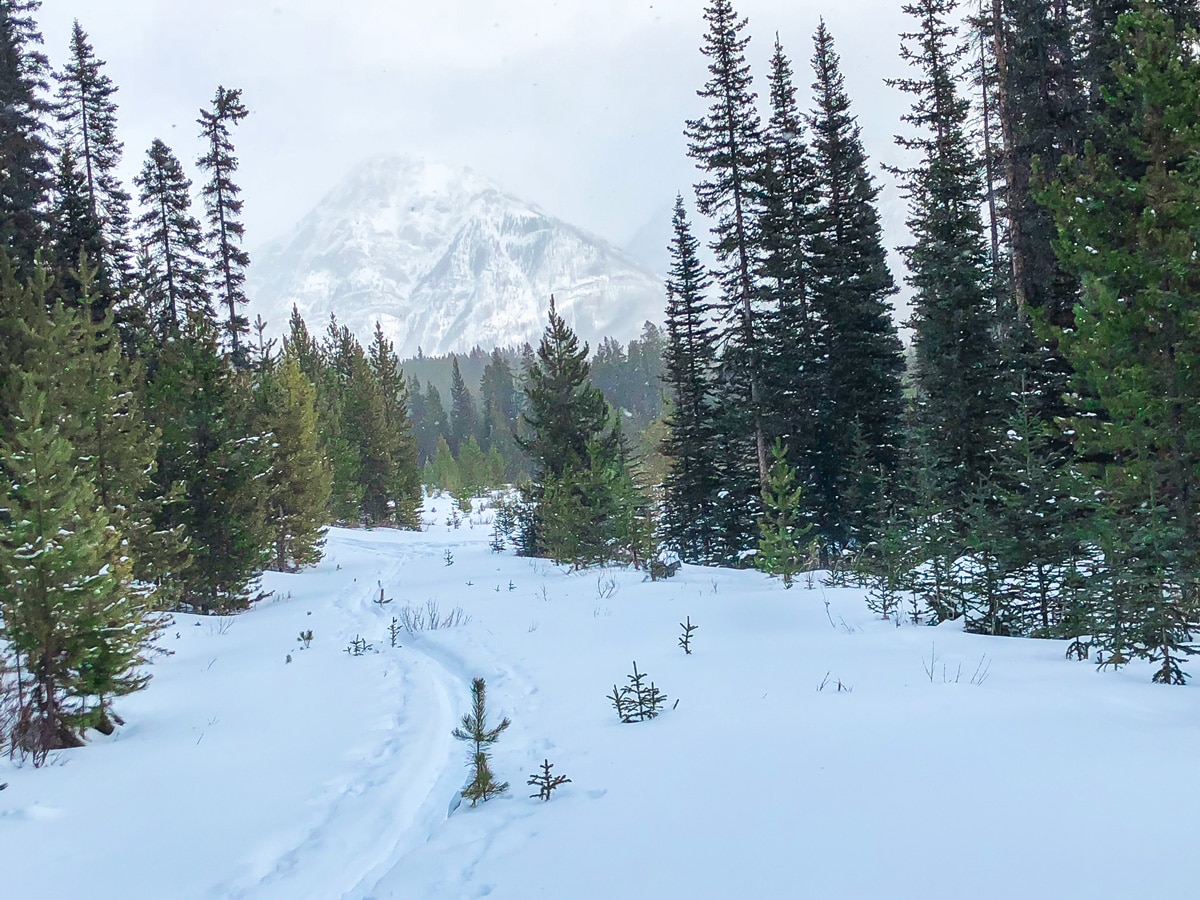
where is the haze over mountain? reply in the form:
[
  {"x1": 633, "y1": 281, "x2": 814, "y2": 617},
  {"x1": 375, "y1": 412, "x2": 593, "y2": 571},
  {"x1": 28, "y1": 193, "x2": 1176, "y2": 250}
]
[{"x1": 247, "y1": 156, "x2": 667, "y2": 359}]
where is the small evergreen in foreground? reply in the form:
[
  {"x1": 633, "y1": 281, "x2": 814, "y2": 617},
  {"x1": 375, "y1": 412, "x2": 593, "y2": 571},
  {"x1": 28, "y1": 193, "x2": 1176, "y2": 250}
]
[
  {"x1": 527, "y1": 759, "x2": 571, "y2": 801},
  {"x1": 756, "y1": 439, "x2": 813, "y2": 588},
  {"x1": 452, "y1": 677, "x2": 511, "y2": 807}
]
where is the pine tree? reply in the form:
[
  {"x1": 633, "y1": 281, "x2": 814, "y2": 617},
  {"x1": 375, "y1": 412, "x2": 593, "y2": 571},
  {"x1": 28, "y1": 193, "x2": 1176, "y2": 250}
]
[
  {"x1": 519, "y1": 298, "x2": 638, "y2": 564},
  {"x1": 807, "y1": 21, "x2": 907, "y2": 555},
  {"x1": 685, "y1": 0, "x2": 769, "y2": 483},
  {"x1": 1043, "y1": 5, "x2": 1200, "y2": 680},
  {"x1": 452, "y1": 677, "x2": 511, "y2": 807},
  {"x1": 197, "y1": 86, "x2": 251, "y2": 365},
  {"x1": 0, "y1": 0, "x2": 51, "y2": 279},
  {"x1": 890, "y1": 0, "x2": 1002, "y2": 518},
  {"x1": 660, "y1": 196, "x2": 725, "y2": 564},
  {"x1": 144, "y1": 314, "x2": 271, "y2": 612},
  {"x1": 133, "y1": 139, "x2": 211, "y2": 339},
  {"x1": 260, "y1": 352, "x2": 332, "y2": 571},
  {"x1": 366, "y1": 323, "x2": 420, "y2": 527},
  {"x1": 53, "y1": 20, "x2": 132, "y2": 311}
]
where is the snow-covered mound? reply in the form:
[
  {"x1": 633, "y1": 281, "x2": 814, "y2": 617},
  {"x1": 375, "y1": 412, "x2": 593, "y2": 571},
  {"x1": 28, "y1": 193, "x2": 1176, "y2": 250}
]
[
  {"x1": 2, "y1": 497, "x2": 1197, "y2": 899},
  {"x1": 247, "y1": 155, "x2": 666, "y2": 357}
]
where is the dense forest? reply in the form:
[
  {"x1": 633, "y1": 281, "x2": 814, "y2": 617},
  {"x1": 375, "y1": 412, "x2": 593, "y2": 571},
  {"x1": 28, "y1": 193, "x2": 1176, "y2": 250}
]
[{"x1": 3, "y1": 0, "x2": 1200, "y2": 764}]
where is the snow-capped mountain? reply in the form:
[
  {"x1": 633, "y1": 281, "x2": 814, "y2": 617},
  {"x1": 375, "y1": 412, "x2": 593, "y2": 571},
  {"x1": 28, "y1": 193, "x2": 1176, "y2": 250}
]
[{"x1": 247, "y1": 155, "x2": 666, "y2": 359}]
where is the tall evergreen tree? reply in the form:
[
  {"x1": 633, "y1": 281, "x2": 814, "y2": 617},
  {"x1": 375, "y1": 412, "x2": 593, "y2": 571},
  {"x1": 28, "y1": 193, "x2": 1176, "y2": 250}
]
[
  {"x1": 448, "y1": 355, "x2": 477, "y2": 455},
  {"x1": 133, "y1": 139, "x2": 210, "y2": 340},
  {"x1": 660, "y1": 196, "x2": 725, "y2": 564},
  {"x1": 49, "y1": 147, "x2": 106, "y2": 304},
  {"x1": 807, "y1": 21, "x2": 907, "y2": 551},
  {"x1": 685, "y1": 0, "x2": 769, "y2": 483},
  {"x1": 367, "y1": 323, "x2": 420, "y2": 527},
  {"x1": 1043, "y1": 4, "x2": 1200, "y2": 681},
  {"x1": 53, "y1": 20, "x2": 132, "y2": 311},
  {"x1": 197, "y1": 85, "x2": 250, "y2": 365},
  {"x1": 0, "y1": 0, "x2": 51, "y2": 279},
  {"x1": 259, "y1": 351, "x2": 332, "y2": 571},
  {"x1": 144, "y1": 313, "x2": 271, "y2": 612},
  {"x1": 890, "y1": 0, "x2": 1002, "y2": 516}
]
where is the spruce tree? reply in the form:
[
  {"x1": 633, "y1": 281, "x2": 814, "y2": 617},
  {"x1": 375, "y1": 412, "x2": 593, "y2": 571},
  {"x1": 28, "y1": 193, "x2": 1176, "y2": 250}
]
[
  {"x1": 0, "y1": 0, "x2": 51, "y2": 279},
  {"x1": 259, "y1": 351, "x2": 332, "y2": 571},
  {"x1": 685, "y1": 0, "x2": 769, "y2": 483},
  {"x1": 366, "y1": 323, "x2": 420, "y2": 527},
  {"x1": 448, "y1": 355, "x2": 477, "y2": 456},
  {"x1": 53, "y1": 20, "x2": 132, "y2": 311},
  {"x1": 890, "y1": 0, "x2": 1002, "y2": 518},
  {"x1": 756, "y1": 439, "x2": 813, "y2": 587},
  {"x1": 133, "y1": 139, "x2": 211, "y2": 339},
  {"x1": 807, "y1": 21, "x2": 906, "y2": 554},
  {"x1": 49, "y1": 147, "x2": 106, "y2": 304},
  {"x1": 197, "y1": 86, "x2": 251, "y2": 365},
  {"x1": 757, "y1": 37, "x2": 823, "y2": 482},
  {"x1": 660, "y1": 196, "x2": 725, "y2": 564},
  {"x1": 144, "y1": 313, "x2": 271, "y2": 612},
  {"x1": 1043, "y1": 5, "x2": 1200, "y2": 680}
]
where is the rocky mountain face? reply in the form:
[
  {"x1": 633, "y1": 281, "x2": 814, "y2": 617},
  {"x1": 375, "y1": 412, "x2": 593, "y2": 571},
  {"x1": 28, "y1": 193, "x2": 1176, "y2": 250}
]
[{"x1": 247, "y1": 155, "x2": 666, "y2": 359}]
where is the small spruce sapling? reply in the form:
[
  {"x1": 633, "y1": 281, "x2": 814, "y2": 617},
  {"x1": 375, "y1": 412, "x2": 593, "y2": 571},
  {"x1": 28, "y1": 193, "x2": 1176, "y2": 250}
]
[
  {"x1": 389, "y1": 617, "x2": 402, "y2": 648},
  {"x1": 678, "y1": 616, "x2": 697, "y2": 655},
  {"x1": 756, "y1": 439, "x2": 813, "y2": 588},
  {"x1": 452, "y1": 677, "x2": 511, "y2": 806},
  {"x1": 527, "y1": 758, "x2": 571, "y2": 801},
  {"x1": 608, "y1": 661, "x2": 667, "y2": 723},
  {"x1": 297, "y1": 629, "x2": 314, "y2": 649},
  {"x1": 444, "y1": 549, "x2": 455, "y2": 566}
]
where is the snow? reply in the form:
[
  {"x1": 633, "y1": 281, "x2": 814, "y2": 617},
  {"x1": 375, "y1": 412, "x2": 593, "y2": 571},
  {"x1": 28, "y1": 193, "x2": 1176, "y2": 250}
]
[
  {"x1": 246, "y1": 155, "x2": 665, "y2": 358},
  {"x1": 3, "y1": 496, "x2": 1200, "y2": 899}
]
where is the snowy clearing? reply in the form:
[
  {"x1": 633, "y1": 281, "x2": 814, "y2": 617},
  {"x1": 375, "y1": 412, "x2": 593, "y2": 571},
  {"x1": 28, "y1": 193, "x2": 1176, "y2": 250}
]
[{"x1": 3, "y1": 498, "x2": 1198, "y2": 899}]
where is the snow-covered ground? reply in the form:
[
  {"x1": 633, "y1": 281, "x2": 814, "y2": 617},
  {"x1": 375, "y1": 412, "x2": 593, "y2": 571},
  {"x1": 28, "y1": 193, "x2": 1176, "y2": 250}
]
[{"x1": 4, "y1": 497, "x2": 1199, "y2": 899}]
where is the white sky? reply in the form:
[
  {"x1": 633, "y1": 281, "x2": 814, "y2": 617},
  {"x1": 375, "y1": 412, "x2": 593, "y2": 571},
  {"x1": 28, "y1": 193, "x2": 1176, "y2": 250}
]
[{"x1": 39, "y1": 0, "x2": 916, "y2": 254}]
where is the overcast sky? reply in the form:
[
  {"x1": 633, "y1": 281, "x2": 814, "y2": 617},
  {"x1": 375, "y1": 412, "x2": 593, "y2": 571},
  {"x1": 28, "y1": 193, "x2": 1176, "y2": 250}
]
[{"x1": 40, "y1": 0, "x2": 916, "y2": 258}]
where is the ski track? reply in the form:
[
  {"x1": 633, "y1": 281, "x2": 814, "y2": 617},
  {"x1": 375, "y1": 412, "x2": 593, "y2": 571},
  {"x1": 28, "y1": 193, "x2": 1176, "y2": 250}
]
[{"x1": 208, "y1": 513, "x2": 543, "y2": 900}]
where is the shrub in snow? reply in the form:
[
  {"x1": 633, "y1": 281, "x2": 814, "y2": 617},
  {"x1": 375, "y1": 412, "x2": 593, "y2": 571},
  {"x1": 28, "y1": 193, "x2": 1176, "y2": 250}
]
[
  {"x1": 452, "y1": 678, "x2": 511, "y2": 807},
  {"x1": 527, "y1": 759, "x2": 571, "y2": 801},
  {"x1": 344, "y1": 635, "x2": 371, "y2": 656}
]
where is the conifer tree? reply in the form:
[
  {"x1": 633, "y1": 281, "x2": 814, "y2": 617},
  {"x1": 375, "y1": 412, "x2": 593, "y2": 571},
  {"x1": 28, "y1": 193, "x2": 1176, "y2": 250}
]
[
  {"x1": 197, "y1": 86, "x2": 251, "y2": 365},
  {"x1": 520, "y1": 298, "x2": 637, "y2": 563},
  {"x1": 49, "y1": 147, "x2": 106, "y2": 304},
  {"x1": 685, "y1": 0, "x2": 769, "y2": 483},
  {"x1": 259, "y1": 352, "x2": 332, "y2": 571},
  {"x1": 0, "y1": 289, "x2": 159, "y2": 748},
  {"x1": 756, "y1": 439, "x2": 813, "y2": 587},
  {"x1": 807, "y1": 21, "x2": 906, "y2": 554},
  {"x1": 890, "y1": 0, "x2": 1002, "y2": 517},
  {"x1": 448, "y1": 355, "x2": 477, "y2": 455},
  {"x1": 366, "y1": 323, "x2": 420, "y2": 527},
  {"x1": 757, "y1": 37, "x2": 822, "y2": 473},
  {"x1": 53, "y1": 20, "x2": 132, "y2": 310},
  {"x1": 452, "y1": 677, "x2": 511, "y2": 807},
  {"x1": 144, "y1": 313, "x2": 271, "y2": 612},
  {"x1": 0, "y1": 0, "x2": 51, "y2": 279},
  {"x1": 660, "y1": 196, "x2": 725, "y2": 564},
  {"x1": 133, "y1": 139, "x2": 211, "y2": 339},
  {"x1": 1043, "y1": 5, "x2": 1200, "y2": 680}
]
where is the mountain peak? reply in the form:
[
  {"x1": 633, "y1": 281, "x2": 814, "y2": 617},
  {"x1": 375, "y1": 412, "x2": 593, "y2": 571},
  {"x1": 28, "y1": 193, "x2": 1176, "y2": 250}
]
[{"x1": 248, "y1": 155, "x2": 662, "y2": 359}]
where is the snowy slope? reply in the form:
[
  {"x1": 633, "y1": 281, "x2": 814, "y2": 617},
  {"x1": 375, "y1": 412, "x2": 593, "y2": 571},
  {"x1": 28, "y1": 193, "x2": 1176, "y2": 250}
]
[
  {"x1": 3, "y1": 500, "x2": 1199, "y2": 899},
  {"x1": 246, "y1": 156, "x2": 666, "y2": 358}
]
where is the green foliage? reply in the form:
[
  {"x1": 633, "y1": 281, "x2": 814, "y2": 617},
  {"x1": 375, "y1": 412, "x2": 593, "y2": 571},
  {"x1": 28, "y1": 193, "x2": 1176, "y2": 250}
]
[
  {"x1": 756, "y1": 440, "x2": 813, "y2": 587},
  {"x1": 452, "y1": 677, "x2": 511, "y2": 807}
]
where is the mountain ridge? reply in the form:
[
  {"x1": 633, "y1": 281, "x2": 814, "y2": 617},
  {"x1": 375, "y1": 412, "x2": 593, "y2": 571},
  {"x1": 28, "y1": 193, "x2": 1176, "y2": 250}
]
[{"x1": 246, "y1": 155, "x2": 666, "y2": 359}]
